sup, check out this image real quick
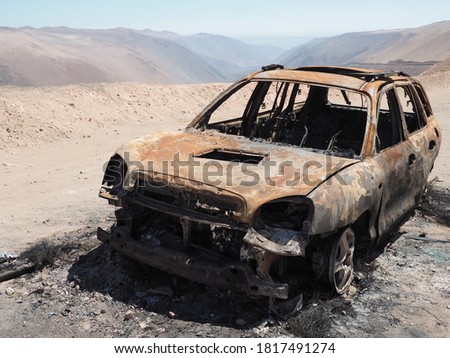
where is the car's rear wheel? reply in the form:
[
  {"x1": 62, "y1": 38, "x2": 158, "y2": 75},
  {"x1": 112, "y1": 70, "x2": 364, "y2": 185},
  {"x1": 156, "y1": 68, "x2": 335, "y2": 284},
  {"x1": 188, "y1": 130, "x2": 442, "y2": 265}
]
[{"x1": 327, "y1": 227, "x2": 355, "y2": 294}]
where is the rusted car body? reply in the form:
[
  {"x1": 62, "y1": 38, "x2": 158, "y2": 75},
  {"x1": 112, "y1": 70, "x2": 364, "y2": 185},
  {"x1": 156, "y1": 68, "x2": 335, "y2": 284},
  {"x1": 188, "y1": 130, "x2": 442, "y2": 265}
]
[{"x1": 97, "y1": 66, "x2": 441, "y2": 299}]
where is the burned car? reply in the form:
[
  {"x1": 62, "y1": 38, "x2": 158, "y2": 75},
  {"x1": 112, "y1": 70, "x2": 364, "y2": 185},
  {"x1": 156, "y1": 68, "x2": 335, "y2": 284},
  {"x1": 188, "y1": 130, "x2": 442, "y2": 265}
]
[{"x1": 98, "y1": 66, "x2": 441, "y2": 299}]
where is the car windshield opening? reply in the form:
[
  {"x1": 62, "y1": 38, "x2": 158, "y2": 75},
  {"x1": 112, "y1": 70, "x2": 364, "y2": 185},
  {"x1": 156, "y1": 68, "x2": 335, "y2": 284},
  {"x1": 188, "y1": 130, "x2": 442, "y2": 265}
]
[{"x1": 197, "y1": 80, "x2": 368, "y2": 159}]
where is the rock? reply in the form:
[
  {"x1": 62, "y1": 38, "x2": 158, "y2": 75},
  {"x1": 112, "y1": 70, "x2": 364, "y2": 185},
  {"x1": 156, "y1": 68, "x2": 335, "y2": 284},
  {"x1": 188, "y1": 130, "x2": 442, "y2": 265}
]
[
  {"x1": 139, "y1": 321, "x2": 149, "y2": 330},
  {"x1": 5, "y1": 287, "x2": 15, "y2": 295},
  {"x1": 124, "y1": 310, "x2": 134, "y2": 321},
  {"x1": 30, "y1": 276, "x2": 43, "y2": 284},
  {"x1": 270, "y1": 294, "x2": 303, "y2": 317},
  {"x1": 168, "y1": 311, "x2": 176, "y2": 319},
  {"x1": 254, "y1": 317, "x2": 275, "y2": 331},
  {"x1": 348, "y1": 285, "x2": 358, "y2": 295},
  {"x1": 355, "y1": 272, "x2": 366, "y2": 281},
  {"x1": 82, "y1": 322, "x2": 91, "y2": 331}
]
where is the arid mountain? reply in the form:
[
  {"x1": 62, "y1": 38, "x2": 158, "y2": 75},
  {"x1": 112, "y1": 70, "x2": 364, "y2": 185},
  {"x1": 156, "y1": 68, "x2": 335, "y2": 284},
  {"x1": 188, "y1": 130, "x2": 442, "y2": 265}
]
[
  {"x1": 278, "y1": 21, "x2": 450, "y2": 75},
  {"x1": 1, "y1": 22, "x2": 449, "y2": 86},
  {"x1": 142, "y1": 30, "x2": 284, "y2": 68},
  {"x1": 0, "y1": 27, "x2": 281, "y2": 86}
]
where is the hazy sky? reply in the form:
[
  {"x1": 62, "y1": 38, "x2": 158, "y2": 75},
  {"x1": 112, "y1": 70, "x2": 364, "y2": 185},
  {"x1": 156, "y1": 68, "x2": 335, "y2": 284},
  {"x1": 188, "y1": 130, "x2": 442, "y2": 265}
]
[{"x1": 0, "y1": 0, "x2": 448, "y2": 38}]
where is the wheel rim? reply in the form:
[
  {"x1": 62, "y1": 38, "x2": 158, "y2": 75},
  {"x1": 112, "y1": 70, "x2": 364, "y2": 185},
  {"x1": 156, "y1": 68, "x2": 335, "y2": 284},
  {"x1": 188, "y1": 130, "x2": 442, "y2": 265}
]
[{"x1": 329, "y1": 227, "x2": 355, "y2": 294}]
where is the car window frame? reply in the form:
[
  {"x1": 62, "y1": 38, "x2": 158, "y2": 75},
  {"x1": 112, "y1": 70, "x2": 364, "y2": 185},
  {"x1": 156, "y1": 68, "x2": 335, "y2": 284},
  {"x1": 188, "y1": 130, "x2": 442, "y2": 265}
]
[
  {"x1": 374, "y1": 83, "x2": 407, "y2": 154},
  {"x1": 393, "y1": 83, "x2": 428, "y2": 136},
  {"x1": 413, "y1": 82, "x2": 433, "y2": 118}
]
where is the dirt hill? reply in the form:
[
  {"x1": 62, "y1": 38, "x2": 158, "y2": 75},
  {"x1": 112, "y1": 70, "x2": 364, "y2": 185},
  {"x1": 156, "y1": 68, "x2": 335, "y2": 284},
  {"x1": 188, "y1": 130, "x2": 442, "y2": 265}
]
[
  {"x1": 0, "y1": 82, "x2": 230, "y2": 150},
  {"x1": 422, "y1": 56, "x2": 450, "y2": 75},
  {"x1": 278, "y1": 21, "x2": 450, "y2": 74}
]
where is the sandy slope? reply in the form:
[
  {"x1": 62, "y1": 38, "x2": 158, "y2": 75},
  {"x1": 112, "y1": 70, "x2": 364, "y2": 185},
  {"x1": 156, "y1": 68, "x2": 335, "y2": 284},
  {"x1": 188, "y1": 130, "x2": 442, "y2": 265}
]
[
  {"x1": 0, "y1": 82, "x2": 229, "y2": 150},
  {"x1": 422, "y1": 56, "x2": 450, "y2": 75},
  {"x1": 419, "y1": 72, "x2": 450, "y2": 186},
  {"x1": 0, "y1": 83, "x2": 229, "y2": 252}
]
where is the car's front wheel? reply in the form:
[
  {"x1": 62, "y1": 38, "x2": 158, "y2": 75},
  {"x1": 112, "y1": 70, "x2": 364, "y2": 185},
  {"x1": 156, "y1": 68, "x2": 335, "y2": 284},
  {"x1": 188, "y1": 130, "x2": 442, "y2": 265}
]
[{"x1": 327, "y1": 227, "x2": 355, "y2": 294}]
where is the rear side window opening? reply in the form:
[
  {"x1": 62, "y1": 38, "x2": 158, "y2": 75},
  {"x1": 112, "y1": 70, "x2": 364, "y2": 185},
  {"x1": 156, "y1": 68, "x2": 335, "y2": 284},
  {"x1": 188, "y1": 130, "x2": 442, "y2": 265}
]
[{"x1": 395, "y1": 85, "x2": 427, "y2": 134}]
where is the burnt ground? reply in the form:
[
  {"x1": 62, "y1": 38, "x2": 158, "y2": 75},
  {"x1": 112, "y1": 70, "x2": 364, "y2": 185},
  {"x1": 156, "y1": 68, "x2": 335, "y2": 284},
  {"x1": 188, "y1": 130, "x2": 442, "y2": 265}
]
[{"x1": 0, "y1": 183, "x2": 449, "y2": 338}]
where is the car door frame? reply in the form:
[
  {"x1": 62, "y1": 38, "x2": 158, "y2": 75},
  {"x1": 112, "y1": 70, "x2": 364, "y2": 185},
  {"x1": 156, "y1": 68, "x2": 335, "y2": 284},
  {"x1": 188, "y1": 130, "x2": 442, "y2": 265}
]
[
  {"x1": 396, "y1": 82, "x2": 439, "y2": 202},
  {"x1": 371, "y1": 83, "x2": 419, "y2": 242}
]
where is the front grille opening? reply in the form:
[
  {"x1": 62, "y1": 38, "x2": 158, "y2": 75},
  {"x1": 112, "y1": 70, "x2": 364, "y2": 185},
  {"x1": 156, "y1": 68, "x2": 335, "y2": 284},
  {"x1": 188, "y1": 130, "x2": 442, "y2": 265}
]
[
  {"x1": 133, "y1": 211, "x2": 184, "y2": 251},
  {"x1": 127, "y1": 203, "x2": 245, "y2": 262},
  {"x1": 136, "y1": 177, "x2": 245, "y2": 217},
  {"x1": 190, "y1": 223, "x2": 244, "y2": 261}
]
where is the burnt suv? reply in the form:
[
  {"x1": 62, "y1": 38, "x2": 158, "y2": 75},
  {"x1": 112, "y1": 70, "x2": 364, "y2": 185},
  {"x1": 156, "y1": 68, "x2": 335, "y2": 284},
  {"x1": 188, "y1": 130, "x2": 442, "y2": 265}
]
[{"x1": 98, "y1": 66, "x2": 441, "y2": 299}]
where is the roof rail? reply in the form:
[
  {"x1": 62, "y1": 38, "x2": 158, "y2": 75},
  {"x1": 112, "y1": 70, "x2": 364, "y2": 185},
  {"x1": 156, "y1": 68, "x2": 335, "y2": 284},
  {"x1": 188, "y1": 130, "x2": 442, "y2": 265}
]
[
  {"x1": 261, "y1": 64, "x2": 284, "y2": 71},
  {"x1": 296, "y1": 66, "x2": 410, "y2": 81}
]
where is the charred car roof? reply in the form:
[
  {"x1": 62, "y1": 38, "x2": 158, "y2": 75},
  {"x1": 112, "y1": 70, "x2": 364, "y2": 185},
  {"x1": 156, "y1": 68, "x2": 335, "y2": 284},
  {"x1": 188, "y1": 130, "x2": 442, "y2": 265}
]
[{"x1": 246, "y1": 65, "x2": 413, "y2": 92}]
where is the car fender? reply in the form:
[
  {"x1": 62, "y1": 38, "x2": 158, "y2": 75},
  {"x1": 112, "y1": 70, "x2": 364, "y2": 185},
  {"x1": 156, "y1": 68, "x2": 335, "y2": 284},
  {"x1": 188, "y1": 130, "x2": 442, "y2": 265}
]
[{"x1": 307, "y1": 161, "x2": 380, "y2": 238}]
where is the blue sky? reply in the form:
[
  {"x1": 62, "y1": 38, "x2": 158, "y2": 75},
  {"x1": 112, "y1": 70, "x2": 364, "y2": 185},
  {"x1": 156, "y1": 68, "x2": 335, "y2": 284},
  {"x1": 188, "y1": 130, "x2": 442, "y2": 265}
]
[{"x1": 0, "y1": 0, "x2": 448, "y2": 37}]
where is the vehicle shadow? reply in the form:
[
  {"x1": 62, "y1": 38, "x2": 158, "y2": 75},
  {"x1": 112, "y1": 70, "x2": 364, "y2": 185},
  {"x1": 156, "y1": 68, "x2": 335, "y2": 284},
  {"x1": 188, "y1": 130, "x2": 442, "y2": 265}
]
[
  {"x1": 67, "y1": 198, "x2": 444, "y2": 335},
  {"x1": 67, "y1": 243, "x2": 275, "y2": 329},
  {"x1": 61, "y1": 196, "x2": 438, "y2": 334}
]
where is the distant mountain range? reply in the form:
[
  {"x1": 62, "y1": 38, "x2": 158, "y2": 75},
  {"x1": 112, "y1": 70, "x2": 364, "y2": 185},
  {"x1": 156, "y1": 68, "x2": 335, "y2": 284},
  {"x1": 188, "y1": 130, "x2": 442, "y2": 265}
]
[
  {"x1": 0, "y1": 26, "x2": 283, "y2": 86},
  {"x1": 0, "y1": 21, "x2": 449, "y2": 86},
  {"x1": 277, "y1": 21, "x2": 450, "y2": 75}
]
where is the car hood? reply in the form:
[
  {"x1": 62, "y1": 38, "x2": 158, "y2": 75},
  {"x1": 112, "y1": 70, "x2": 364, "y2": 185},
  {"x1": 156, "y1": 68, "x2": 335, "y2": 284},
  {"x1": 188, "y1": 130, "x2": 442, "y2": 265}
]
[{"x1": 114, "y1": 130, "x2": 359, "y2": 218}]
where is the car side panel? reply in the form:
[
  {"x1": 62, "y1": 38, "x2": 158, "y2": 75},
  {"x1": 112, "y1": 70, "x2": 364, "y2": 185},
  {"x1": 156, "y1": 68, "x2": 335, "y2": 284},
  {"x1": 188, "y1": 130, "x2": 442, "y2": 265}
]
[
  {"x1": 308, "y1": 161, "x2": 379, "y2": 236},
  {"x1": 371, "y1": 140, "x2": 419, "y2": 240}
]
